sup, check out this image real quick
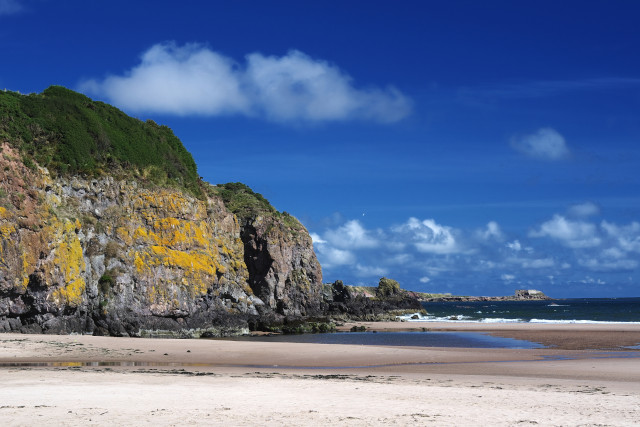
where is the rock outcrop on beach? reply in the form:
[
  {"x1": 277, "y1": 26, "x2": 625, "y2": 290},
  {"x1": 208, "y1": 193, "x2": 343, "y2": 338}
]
[
  {"x1": 321, "y1": 280, "x2": 423, "y2": 321},
  {"x1": 0, "y1": 87, "x2": 323, "y2": 336}
]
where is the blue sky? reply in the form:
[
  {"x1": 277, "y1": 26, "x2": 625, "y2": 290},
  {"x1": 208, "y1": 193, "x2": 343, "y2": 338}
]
[{"x1": 2, "y1": 0, "x2": 640, "y2": 297}]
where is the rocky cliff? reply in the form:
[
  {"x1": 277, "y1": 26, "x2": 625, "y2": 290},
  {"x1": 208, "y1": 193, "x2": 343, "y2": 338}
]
[
  {"x1": 0, "y1": 87, "x2": 323, "y2": 336},
  {"x1": 212, "y1": 183, "x2": 323, "y2": 318}
]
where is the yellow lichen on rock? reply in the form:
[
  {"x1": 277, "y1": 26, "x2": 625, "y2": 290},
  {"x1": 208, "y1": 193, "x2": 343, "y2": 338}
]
[
  {"x1": 0, "y1": 222, "x2": 16, "y2": 238},
  {"x1": 136, "y1": 244, "x2": 219, "y2": 297},
  {"x1": 20, "y1": 252, "x2": 29, "y2": 290},
  {"x1": 123, "y1": 188, "x2": 249, "y2": 305},
  {"x1": 50, "y1": 219, "x2": 87, "y2": 306}
]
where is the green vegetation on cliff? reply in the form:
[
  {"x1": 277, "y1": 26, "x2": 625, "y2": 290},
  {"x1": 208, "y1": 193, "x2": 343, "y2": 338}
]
[
  {"x1": 211, "y1": 182, "x2": 304, "y2": 230},
  {"x1": 0, "y1": 86, "x2": 201, "y2": 197},
  {"x1": 0, "y1": 86, "x2": 308, "y2": 231},
  {"x1": 376, "y1": 277, "x2": 401, "y2": 297}
]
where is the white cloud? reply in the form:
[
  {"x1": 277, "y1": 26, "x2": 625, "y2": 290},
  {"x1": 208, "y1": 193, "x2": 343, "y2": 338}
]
[
  {"x1": 311, "y1": 213, "x2": 640, "y2": 291},
  {"x1": 505, "y1": 240, "x2": 533, "y2": 253},
  {"x1": 506, "y1": 240, "x2": 522, "y2": 251},
  {"x1": 310, "y1": 233, "x2": 326, "y2": 244},
  {"x1": 602, "y1": 221, "x2": 640, "y2": 252},
  {"x1": 601, "y1": 221, "x2": 640, "y2": 238},
  {"x1": 0, "y1": 0, "x2": 22, "y2": 16},
  {"x1": 387, "y1": 254, "x2": 413, "y2": 265},
  {"x1": 80, "y1": 42, "x2": 411, "y2": 123},
  {"x1": 579, "y1": 276, "x2": 606, "y2": 285},
  {"x1": 315, "y1": 246, "x2": 356, "y2": 268},
  {"x1": 578, "y1": 258, "x2": 638, "y2": 272},
  {"x1": 601, "y1": 247, "x2": 626, "y2": 259},
  {"x1": 519, "y1": 258, "x2": 555, "y2": 269},
  {"x1": 393, "y1": 217, "x2": 460, "y2": 254},
  {"x1": 80, "y1": 43, "x2": 249, "y2": 117},
  {"x1": 477, "y1": 260, "x2": 499, "y2": 270},
  {"x1": 567, "y1": 202, "x2": 600, "y2": 218},
  {"x1": 510, "y1": 128, "x2": 570, "y2": 160},
  {"x1": 323, "y1": 220, "x2": 379, "y2": 249},
  {"x1": 354, "y1": 264, "x2": 388, "y2": 277},
  {"x1": 244, "y1": 50, "x2": 411, "y2": 122},
  {"x1": 477, "y1": 221, "x2": 503, "y2": 241},
  {"x1": 530, "y1": 215, "x2": 601, "y2": 248}
]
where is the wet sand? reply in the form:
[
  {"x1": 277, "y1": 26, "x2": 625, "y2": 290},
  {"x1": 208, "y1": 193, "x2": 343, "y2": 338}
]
[
  {"x1": 338, "y1": 320, "x2": 640, "y2": 350},
  {"x1": 0, "y1": 324, "x2": 639, "y2": 426}
]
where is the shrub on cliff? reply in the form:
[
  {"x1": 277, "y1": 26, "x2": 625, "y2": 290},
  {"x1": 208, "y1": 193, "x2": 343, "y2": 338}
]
[
  {"x1": 212, "y1": 182, "x2": 303, "y2": 231},
  {"x1": 377, "y1": 277, "x2": 401, "y2": 298},
  {"x1": 0, "y1": 86, "x2": 202, "y2": 198}
]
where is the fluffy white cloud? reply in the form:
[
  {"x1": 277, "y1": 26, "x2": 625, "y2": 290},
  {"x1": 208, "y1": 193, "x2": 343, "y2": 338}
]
[
  {"x1": 568, "y1": 202, "x2": 600, "y2": 218},
  {"x1": 387, "y1": 254, "x2": 413, "y2": 265},
  {"x1": 0, "y1": 0, "x2": 22, "y2": 15},
  {"x1": 312, "y1": 220, "x2": 379, "y2": 270},
  {"x1": 579, "y1": 257, "x2": 639, "y2": 272},
  {"x1": 323, "y1": 220, "x2": 379, "y2": 249},
  {"x1": 477, "y1": 221, "x2": 503, "y2": 241},
  {"x1": 311, "y1": 213, "x2": 640, "y2": 292},
  {"x1": 355, "y1": 264, "x2": 388, "y2": 277},
  {"x1": 310, "y1": 233, "x2": 327, "y2": 244},
  {"x1": 505, "y1": 240, "x2": 534, "y2": 253},
  {"x1": 601, "y1": 247, "x2": 626, "y2": 259},
  {"x1": 80, "y1": 42, "x2": 411, "y2": 123},
  {"x1": 314, "y1": 246, "x2": 355, "y2": 268},
  {"x1": 510, "y1": 128, "x2": 570, "y2": 160},
  {"x1": 506, "y1": 240, "x2": 522, "y2": 251},
  {"x1": 81, "y1": 43, "x2": 250, "y2": 116},
  {"x1": 579, "y1": 276, "x2": 607, "y2": 285},
  {"x1": 530, "y1": 215, "x2": 601, "y2": 248},
  {"x1": 518, "y1": 258, "x2": 555, "y2": 269},
  {"x1": 601, "y1": 221, "x2": 640, "y2": 237},
  {"x1": 602, "y1": 221, "x2": 640, "y2": 253},
  {"x1": 393, "y1": 217, "x2": 460, "y2": 254},
  {"x1": 244, "y1": 51, "x2": 410, "y2": 122}
]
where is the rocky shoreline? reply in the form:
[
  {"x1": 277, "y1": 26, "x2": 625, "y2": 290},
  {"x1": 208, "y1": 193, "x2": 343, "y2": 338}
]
[{"x1": 420, "y1": 289, "x2": 551, "y2": 302}]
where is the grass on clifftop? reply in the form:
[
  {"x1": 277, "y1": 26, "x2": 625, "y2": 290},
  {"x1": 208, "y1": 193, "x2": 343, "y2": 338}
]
[
  {"x1": 0, "y1": 86, "x2": 202, "y2": 197},
  {"x1": 211, "y1": 182, "x2": 304, "y2": 230}
]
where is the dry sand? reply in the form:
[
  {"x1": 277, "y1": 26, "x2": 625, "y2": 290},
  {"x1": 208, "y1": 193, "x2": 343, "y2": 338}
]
[{"x1": 0, "y1": 322, "x2": 639, "y2": 426}]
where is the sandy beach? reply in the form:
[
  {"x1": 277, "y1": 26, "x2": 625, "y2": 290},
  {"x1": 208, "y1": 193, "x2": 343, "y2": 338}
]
[{"x1": 1, "y1": 322, "x2": 639, "y2": 426}]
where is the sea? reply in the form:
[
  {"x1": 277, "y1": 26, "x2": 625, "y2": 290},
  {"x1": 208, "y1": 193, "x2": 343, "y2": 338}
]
[
  {"x1": 415, "y1": 297, "x2": 640, "y2": 324},
  {"x1": 233, "y1": 298, "x2": 640, "y2": 350}
]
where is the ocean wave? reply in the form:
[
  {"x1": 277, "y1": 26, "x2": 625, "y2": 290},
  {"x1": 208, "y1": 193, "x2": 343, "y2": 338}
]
[
  {"x1": 528, "y1": 318, "x2": 640, "y2": 324},
  {"x1": 396, "y1": 314, "x2": 522, "y2": 323},
  {"x1": 396, "y1": 313, "x2": 640, "y2": 324}
]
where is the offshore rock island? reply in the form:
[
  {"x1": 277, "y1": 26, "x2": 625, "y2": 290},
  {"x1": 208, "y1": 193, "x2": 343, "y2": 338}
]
[
  {"x1": 419, "y1": 289, "x2": 551, "y2": 302},
  {"x1": 0, "y1": 86, "x2": 421, "y2": 337}
]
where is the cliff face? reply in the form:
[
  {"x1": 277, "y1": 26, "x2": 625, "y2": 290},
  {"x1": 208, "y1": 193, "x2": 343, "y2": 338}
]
[
  {"x1": 0, "y1": 87, "x2": 324, "y2": 336},
  {"x1": 241, "y1": 215, "x2": 323, "y2": 317},
  {"x1": 0, "y1": 141, "x2": 322, "y2": 336},
  {"x1": 209, "y1": 183, "x2": 324, "y2": 318}
]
